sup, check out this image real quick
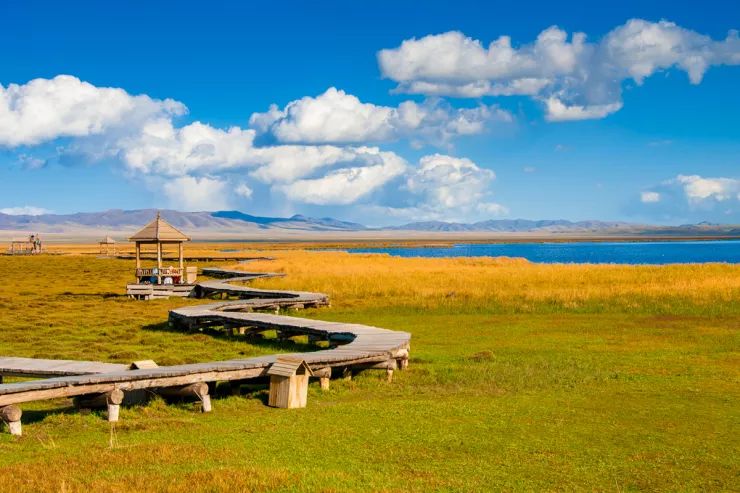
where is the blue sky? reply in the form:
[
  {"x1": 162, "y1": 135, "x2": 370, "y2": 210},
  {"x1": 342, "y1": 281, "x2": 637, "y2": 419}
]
[{"x1": 0, "y1": 0, "x2": 738, "y2": 225}]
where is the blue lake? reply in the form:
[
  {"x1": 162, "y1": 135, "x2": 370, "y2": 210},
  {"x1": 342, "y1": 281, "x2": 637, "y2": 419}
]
[{"x1": 347, "y1": 240, "x2": 740, "y2": 265}]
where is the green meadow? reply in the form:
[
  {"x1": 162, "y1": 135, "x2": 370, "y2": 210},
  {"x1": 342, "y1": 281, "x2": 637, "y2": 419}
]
[{"x1": 0, "y1": 251, "x2": 738, "y2": 492}]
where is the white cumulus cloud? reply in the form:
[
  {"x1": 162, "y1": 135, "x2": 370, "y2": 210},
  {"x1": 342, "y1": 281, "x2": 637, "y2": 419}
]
[
  {"x1": 544, "y1": 98, "x2": 623, "y2": 122},
  {"x1": 277, "y1": 151, "x2": 407, "y2": 205},
  {"x1": 0, "y1": 75, "x2": 511, "y2": 219},
  {"x1": 235, "y1": 183, "x2": 253, "y2": 200},
  {"x1": 249, "y1": 87, "x2": 511, "y2": 145},
  {"x1": 162, "y1": 175, "x2": 231, "y2": 211},
  {"x1": 378, "y1": 19, "x2": 740, "y2": 120},
  {"x1": 0, "y1": 75, "x2": 185, "y2": 147},
  {"x1": 637, "y1": 174, "x2": 740, "y2": 222},
  {"x1": 117, "y1": 117, "x2": 411, "y2": 206},
  {"x1": 0, "y1": 205, "x2": 52, "y2": 215},
  {"x1": 675, "y1": 174, "x2": 740, "y2": 203},
  {"x1": 640, "y1": 191, "x2": 661, "y2": 203},
  {"x1": 372, "y1": 154, "x2": 506, "y2": 221}
]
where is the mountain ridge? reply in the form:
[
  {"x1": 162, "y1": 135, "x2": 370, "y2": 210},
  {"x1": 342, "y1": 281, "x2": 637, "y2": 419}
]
[{"x1": 0, "y1": 209, "x2": 738, "y2": 237}]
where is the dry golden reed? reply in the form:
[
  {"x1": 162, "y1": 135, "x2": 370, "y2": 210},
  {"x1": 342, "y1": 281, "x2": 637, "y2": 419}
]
[{"x1": 239, "y1": 250, "x2": 740, "y2": 313}]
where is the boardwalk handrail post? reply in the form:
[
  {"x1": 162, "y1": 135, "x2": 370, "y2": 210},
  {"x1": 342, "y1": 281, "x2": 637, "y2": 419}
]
[{"x1": 1, "y1": 405, "x2": 22, "y2": 436}]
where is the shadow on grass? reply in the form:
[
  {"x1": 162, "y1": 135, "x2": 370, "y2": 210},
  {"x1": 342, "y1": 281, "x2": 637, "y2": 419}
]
[
  {"x1": 20, "y1": 386, "x2": 273, "y2": 424},
  {"x1": 20, "y1": 406, "x2": 73, "y2": 425},
  {"x1": 142, "y1": 321, "x2": 324, "y2": 354},
  {"x1": 58, "y1": 292, "x2": 126, "y2": 299}
]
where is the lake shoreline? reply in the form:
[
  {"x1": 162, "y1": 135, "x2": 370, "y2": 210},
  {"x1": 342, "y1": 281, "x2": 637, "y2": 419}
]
[{"x1": 343, "y1": 239, "x2": 740, "y2": 265}]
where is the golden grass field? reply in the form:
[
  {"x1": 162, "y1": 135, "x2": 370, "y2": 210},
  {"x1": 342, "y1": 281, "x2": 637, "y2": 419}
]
[{"x1": 0, "y1": 244, "x2": 738, "y2": 492}]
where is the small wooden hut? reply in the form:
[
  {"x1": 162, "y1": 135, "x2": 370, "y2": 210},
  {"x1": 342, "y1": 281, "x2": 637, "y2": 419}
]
[
  {"x1": 99, "y1": 235, "x2": 117, "y2": 256},
  {"x1": 267, "y1": 357, "x2": 314, "y2": 409},
  {"x1": 128, "y1": 212, "x2": 195, "y2": 285}
]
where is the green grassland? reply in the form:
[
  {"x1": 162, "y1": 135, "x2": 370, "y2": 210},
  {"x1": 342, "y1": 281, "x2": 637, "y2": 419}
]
[{"x1": 0, "y1": 253, "x2": 738, "y2": 492}]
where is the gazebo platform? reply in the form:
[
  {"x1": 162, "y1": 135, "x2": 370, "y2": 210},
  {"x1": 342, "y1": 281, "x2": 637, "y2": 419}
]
[{"x1": 126, "y1": 283, "x2": 196, "y2": 300}]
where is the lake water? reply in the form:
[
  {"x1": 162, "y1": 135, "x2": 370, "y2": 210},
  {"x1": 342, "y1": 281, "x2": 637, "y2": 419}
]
[{"x1": 347, "y1": 240, "x2": 740, "y2": 265}]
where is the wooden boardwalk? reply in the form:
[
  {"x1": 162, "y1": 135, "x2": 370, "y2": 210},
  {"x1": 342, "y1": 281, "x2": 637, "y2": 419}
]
[
  {"x1": 0, "y1": 266, "x2": 411, "y2": 436},
  {"x1": 0, "y1": 357, "x2": 128, "y2": 378}
]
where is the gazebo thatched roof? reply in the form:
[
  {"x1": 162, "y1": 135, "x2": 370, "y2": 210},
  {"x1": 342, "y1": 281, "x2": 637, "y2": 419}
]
[{"x1": 128, "y1": 213, "x2": 190, "y2": 242}]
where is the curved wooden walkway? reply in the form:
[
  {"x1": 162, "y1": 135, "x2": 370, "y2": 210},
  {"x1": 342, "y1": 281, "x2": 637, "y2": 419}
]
[{"x1": 0, "y1": 266, "x2": 411, "y2": 436}]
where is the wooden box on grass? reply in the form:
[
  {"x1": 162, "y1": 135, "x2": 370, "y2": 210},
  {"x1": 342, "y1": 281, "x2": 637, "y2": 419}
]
[{"x1": 267, "y1": 357, "x2": 314, "y2": 409}]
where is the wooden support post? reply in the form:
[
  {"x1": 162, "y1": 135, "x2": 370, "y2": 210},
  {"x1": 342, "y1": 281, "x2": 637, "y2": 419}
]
[
  {"x1": 156, "y1": 242, "x2": 162, "y2": 283},
  {"x1": 312, "y1": 367, "x2": 331, "y2": 391},
  {"x1": 74, "y1": 389, "x2": 125, "y2": 422},
  {"x1": 386, "y1": 359, "x2": 397, "y2": 383},
  {"x1": 201, "y1": 393, "x2": 212, "y2": 413},
  {"x1": 351, "y1": 359, "x2": 397, "y2": 382},
  {"x1": 395, "y1": 349, "x2": 410, "y2": 370},
  {"x1": 1, "y1": 405, "x2": 22, "y2": 436},
  {"x1": 178, "y1": 242, "x2": 184, "y2": 273},
  {"x1": 135, "y1": 242, "x2": 141, "y2": 269},
  {"x1": 157, "y1": 382, "x2": 211, "y2": 413},
  {"x1": 107, "y1": 389, "x2": 124, "y2": 422}
]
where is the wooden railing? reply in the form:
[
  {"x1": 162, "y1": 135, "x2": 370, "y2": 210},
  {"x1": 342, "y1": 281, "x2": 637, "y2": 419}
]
[{"x1": 136, "y1": 267, "x2": 184, "y2": 278}]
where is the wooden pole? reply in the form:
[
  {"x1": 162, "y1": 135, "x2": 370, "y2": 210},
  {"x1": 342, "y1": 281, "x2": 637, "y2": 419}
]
[
  {"x1": 179, "y1": 242, "x2": 183, "y2": 271},
  {"x1": 107, "y1": 389, "x2": 124, "y2": 422},
  {"x1": 156, "y1": 242, "x2": 162, "y2": 284},
  {"x1": 313, "y1": 367, "x2": 331, "y2": 391},
  {"x1": 74, "y1": 389, "x2": 125, "y2": 422},
  {"x1": 1, "y1": 405, "x2": 22, "y2": 436},
  {"x1": 157, "y1": 382, "x2": 211, "y2": 413},
  {"x1": 386, "y1": 358, "x2": 397, "y2": 383}
]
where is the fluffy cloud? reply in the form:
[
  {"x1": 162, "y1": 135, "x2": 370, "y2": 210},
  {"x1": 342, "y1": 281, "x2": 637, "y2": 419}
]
[
  {"x1": 0, "y1": 75, "x2": 185, "y2": 147},
  {"x1": 640, "y1": 191, "x2": 661, "y2": 203},
  {"x1": 675, "y1": 174, "x2": 740, "y2": 203},
  {"x1": 277, "y1": 151, "x2": 407, "y2": 205},
  {"x1": 119, "y1": 119, "x2": 258, "y2": 176},
  {"x1": 379, "y1": 20, "x2": 740, "y2": 120},
  {"x1": 114, "y1": 116, "x2": 414, "y2": 206},
  {"x1": 235, "y1": 183, "x2": 253, "y2": 199},
  {"x1": 638, "y1": 174, "x2": 740, "y2": 221},
  {"x1": 373, "y1": 154, "x2": 506, "y2": 221},
  {"x1": 543, "y1": 98, "x2": 623, "y2": 122},
  {"x1": 249, "y1": 87, "x2": 511, "y2": 145},
  {"x1": 406, "y1": 154, "x2": 495, "y2": 208},
  {"x1": 162, "y1": 175, "x2": 231, "y2": 211},
  {"x1": 0, "y1": 205, "x2": 52, "y2": 215},
  {"x1": 0, "y1": 75, "x2": 511, "y2": 218}
]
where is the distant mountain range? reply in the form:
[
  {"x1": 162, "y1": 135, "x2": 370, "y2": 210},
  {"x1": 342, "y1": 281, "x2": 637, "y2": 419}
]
[
  {"x1": 390, "y1": 219, "x2": 632, "y2": 232},
  {"x1": 0, "y1": 209, "x2": 737, "y2": 239}
]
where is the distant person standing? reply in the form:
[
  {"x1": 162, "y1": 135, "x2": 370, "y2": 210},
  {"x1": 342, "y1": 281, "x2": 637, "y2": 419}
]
[{"x1": 35, "y1": 234, "x2": 42, "y2": 254}]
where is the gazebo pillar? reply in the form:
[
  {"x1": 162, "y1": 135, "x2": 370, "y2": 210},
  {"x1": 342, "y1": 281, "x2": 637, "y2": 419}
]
[
  {"x1": 178, "y1": 242, "x2": 184, "y2": 271},
  {"x1": 135, "y1": 242, "x2": 141, "y2": 269},
  {"x1": 156, "y1": 242, "x2": 163, "y2": 284}
]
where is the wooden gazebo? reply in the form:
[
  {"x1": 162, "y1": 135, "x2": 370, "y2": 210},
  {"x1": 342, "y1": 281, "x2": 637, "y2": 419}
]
[
  {"x1": 99, "y1": 235, "x2": 117, "y2": 256},
  {"x1": 128, "y1": 213, "x2": 194, "y2": 285}
]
